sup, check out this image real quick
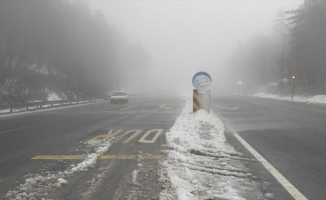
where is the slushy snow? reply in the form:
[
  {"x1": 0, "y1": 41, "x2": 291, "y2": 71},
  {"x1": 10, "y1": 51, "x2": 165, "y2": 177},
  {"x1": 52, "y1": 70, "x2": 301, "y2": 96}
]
[
  {"x1": 4, "y1": 138, "x2": 111, "y2": 200},
  {"x1": 160, "y1": 99, "x2": 258, "y2": 200}
]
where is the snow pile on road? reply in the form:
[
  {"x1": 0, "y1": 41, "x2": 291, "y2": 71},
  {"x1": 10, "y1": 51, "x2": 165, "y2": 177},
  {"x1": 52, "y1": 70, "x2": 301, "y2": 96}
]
[
  {"x1": 131, "y1": 170, "x2": 139, "y2": 186},
  {"x1": 160, "y1": 100, "x2": 255, "y2": 200},
  {"x1": 4, "y1": 139, "x2": 111, "y2": 200},
  {"x1": 54, "y1": 178, "x2": 68, "y2": 187},
  {"x1": 70, "y1": 139, "x2": 111, "y2": 173},
  {"x1": 254, "y1": 92, "x2": 326, "y2": 105}
]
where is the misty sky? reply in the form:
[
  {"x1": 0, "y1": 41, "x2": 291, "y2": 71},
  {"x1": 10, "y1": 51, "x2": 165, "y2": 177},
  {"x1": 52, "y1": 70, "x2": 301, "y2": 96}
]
[{"x1": 88, "y1": 0, "x2": 303, "y2": 93}]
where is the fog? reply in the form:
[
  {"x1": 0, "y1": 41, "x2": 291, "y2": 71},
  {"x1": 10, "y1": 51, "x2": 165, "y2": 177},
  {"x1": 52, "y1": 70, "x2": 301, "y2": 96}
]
[
  {"x1": 88, "y1": 0, "x2": 303, "y2": 95},
  {"x1": 3, "y1": 0, "x2": 323, "y2": 104}
]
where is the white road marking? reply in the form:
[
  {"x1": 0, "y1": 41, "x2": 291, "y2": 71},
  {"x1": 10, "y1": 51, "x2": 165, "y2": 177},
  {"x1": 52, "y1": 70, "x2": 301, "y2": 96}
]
[
  {"x1": 159, "y1": 105, "x2": 165, "y2": 109},
  {"x1": 120, "y1": 106, "x2": 134, "y2": 111},
  {"x1": 231, "y1": 130, "x2": 308, "y2": 200},
  {"x1": 306, "y1": 124, "x2": 326, "y2": 132},
  {"x1": 215, "y1": 105, "x2": 239, "y2": 110}
]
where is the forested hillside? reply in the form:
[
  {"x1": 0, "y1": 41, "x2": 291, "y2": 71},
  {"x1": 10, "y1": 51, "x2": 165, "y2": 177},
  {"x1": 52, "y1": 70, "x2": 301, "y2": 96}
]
[
  {"x1": 227, "y1": 0, "x2": 326, "y2": 95},
  {"x1": 0, "y1": 0, "x2": 148, "y2": 104}
]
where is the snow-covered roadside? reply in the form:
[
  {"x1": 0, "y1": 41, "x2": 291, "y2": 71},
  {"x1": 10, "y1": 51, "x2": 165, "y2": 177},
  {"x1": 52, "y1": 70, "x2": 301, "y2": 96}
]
[
  {"x1": 254, "y1": 92, "x2": 326, "y2": 105},
  {"x1": 4, "y1": 139, "x2": 111, "y2": 200},
  {"x1": 0, "y1": 99, "x2": 107, "y2": 118},
  {"x1": 159, "y1": 100, "x2": 261, "y2": 200}
]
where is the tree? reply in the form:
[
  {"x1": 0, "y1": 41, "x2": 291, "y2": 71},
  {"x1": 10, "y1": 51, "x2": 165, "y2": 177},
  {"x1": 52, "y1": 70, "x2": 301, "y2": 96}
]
[
  {"x1": 0, "y1": 0, "x2": 150, "y2": 103},
  {"x1": 287, "y1": 0, "x2": 326, "y2": 89}
]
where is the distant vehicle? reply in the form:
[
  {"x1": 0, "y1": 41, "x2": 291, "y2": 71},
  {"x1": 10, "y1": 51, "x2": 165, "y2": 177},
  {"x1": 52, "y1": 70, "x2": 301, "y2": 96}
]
[{"x1": 110, "y1": 91, "x2": 129, "y2": 104}]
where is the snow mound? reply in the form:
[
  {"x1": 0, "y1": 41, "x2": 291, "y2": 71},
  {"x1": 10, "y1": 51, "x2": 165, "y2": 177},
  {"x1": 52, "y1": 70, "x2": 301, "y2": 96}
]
[{"x1": 160, "y1": 100, "x2": 258, "y2": 200}]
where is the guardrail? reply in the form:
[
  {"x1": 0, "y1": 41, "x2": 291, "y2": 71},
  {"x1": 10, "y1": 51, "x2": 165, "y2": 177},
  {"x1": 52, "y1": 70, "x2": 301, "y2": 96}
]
[{"x1": 0, "y1": 98, "x2": 108, "y2": 114}]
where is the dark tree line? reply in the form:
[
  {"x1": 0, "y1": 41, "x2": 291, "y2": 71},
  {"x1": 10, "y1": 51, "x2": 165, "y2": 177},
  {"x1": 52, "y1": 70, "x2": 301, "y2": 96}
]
[
  {"x1": 0, "y1": 0, "x2": 148, "y2": 104},
  {"x1": 227, "y1": 0, "x2": 326, "y2": 95}
]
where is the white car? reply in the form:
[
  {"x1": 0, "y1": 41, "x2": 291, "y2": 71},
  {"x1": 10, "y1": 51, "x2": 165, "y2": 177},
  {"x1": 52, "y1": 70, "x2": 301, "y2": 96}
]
[{"x1": 110, "y1": 91, "x2": 129, "y2": 104}]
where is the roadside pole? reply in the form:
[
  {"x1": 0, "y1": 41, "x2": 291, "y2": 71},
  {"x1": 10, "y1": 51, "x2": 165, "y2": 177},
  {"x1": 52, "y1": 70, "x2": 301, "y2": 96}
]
[
  {"x1": 192, "y1": 71, "x2": 212, "y2": 113},
  {"x1": 291, "y1": 76, "x2": 295, "y2": 100}
]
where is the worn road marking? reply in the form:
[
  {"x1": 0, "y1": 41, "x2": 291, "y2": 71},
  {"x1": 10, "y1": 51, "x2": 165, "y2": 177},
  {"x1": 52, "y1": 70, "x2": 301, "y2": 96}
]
[
  {"x1": 231, "y1": 130, "x2": 308, "y2": 200},
  {"x1": 32, "y1": 155, "x2": 86, "y2": 160},
  {"x1": 120, "y1": 106, "x2": 134, "y2": 111},
  {"x1": 123, "y1": 130, "x2": 142, "y2": 144},
  {"x1": 306, "y1": 124, "x2": 326, "y2": 132},
  {"x1": 138, "y1": 129, "x2": 163, "y2": 144},
  {"x1": 89, "y1": 130, "x2": 121, "y2": 141},
  {"x1": 32, "y1": 154, "x2": 163, "y2": 160},
  {"x1": 89, "y1": 129, "x2": 165, "y2": 144},
  {"x1": 215, "y1": 105, "x2": 239, "y2": 110}
]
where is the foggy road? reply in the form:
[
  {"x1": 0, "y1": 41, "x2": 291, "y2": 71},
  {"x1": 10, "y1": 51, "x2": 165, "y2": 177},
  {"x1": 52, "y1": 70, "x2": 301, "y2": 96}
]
[
  {"x1": 1, "y1": 0, "x2": 326, "y2": 199},
  {"x1": 2, "y1": 93, "x2": 325, "y2": 199},
  {"x1": 0, "y1": 94, "x2": 184, "y2": 199},
  {"x1": 212, "y1": 95, "x2": 326, "y2": 200}
]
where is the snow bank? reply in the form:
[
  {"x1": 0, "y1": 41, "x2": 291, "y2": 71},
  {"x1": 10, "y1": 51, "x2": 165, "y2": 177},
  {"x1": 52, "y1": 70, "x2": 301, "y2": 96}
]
[
  {"x1": 4, "y1": 138, "x2": 111, "y2": 200},
  {"x1": 160, "y1": 100, "x2": 254, "y2": 200},
  {"x1": 0, "y1": 99, "x2": 106, "y2": 119},
  {"x1": 254, "y1": 92, "x2": 326, "y2": 105},
  {"x1": 304, "y1": 95, "x2": 326, "y2": 104}
]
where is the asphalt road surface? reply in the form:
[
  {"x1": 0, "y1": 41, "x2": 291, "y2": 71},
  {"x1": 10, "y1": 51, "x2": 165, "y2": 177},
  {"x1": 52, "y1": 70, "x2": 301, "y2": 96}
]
[
  {"x1": 2, "y1": 94, "x2": 326, "y2": 200},
  {"x1": 212, "y1": 95, "x2": 326, "y2": 200},
  {"x1": 0, "y1": 94, "x2": 184, "y2": 200}
]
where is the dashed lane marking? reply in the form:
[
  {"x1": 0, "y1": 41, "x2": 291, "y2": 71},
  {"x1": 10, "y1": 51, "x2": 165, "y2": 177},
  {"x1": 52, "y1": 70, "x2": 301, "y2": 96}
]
[{"x1": 31, "y1": 154, "x2": 163, "y2": 160}]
